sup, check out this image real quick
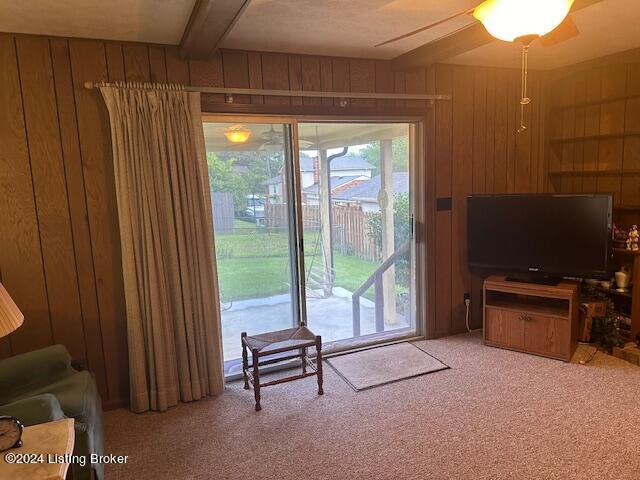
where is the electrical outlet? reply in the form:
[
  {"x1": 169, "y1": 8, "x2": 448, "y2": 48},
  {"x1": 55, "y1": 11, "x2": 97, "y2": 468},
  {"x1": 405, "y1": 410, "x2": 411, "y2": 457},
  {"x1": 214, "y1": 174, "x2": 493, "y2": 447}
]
[{"x1": 464, "y1": 292, "x2": 470, "y2": 302}]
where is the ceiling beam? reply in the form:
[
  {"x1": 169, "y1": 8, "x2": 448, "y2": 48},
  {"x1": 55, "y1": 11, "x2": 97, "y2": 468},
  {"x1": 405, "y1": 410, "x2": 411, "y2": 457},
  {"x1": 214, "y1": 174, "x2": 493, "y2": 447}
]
[
  {"x1": 180, "y1": 0, "x2": 251, "y2": 59},
  {"x1": 390, "y1": 0, "x2": 603, "y2": 71}
]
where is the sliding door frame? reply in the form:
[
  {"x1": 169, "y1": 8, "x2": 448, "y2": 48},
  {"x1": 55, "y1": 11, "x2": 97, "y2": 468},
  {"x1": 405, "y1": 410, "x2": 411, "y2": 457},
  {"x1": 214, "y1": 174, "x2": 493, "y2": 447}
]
[
  {"x1": 202, "y1": 113, "x2": 427, "y2": 361},
  {"x1": 202, "y1": 114, "x2": 307, "y2": 337}
]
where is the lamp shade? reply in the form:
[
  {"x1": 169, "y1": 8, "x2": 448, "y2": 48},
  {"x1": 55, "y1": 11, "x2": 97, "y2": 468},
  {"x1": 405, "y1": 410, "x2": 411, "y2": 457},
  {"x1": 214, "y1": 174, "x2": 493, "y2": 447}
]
[
  {"x1": 224, "y1": 125, "x2": 251, "y2": 144},
  {"x1": 0, "y1": 282, "x2": 24, "y2": 338},
  {"x1": 473, "y1": 0, "x2": 574, "y2": 43}
]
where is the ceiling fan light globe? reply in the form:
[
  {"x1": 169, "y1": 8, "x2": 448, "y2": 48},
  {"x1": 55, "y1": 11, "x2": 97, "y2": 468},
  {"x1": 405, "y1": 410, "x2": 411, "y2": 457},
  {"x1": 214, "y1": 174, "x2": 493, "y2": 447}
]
[
  {"x1": 224, "y1": 125, "x2": 252, "y2": 144},
  {"x1": 472, "y1": 0, "x2": 574, "y2": 42}
]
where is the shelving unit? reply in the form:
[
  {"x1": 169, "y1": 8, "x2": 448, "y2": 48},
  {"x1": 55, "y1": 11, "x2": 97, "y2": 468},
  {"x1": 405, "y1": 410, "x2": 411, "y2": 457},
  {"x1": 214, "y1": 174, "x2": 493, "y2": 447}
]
[{"x1": 609, "y1": 247, "x2": 640, "y2": 341}]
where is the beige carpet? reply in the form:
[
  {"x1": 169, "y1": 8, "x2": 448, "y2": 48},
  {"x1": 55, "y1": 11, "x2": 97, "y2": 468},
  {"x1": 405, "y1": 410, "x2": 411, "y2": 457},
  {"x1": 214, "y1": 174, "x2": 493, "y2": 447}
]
[
  {"x1": 327, "y1": 342, "x2": 448, "y2": 390},
  {"x1": 104, "y1": 333, "x2": 640, "y2": 480}
]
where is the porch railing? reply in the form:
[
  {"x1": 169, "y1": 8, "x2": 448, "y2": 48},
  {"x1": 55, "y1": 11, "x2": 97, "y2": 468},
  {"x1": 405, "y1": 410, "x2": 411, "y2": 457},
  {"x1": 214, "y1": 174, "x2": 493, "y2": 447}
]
[{"x1": 351, "y1": 240, "x2": 411, "y2": 337}]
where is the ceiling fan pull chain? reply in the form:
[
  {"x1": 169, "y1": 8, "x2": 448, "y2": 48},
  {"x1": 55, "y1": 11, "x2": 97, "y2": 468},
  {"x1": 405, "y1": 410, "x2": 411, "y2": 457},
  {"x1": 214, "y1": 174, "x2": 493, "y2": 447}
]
[{"x1": 518, "y1": 44, "x2": 531, "y2": 133}]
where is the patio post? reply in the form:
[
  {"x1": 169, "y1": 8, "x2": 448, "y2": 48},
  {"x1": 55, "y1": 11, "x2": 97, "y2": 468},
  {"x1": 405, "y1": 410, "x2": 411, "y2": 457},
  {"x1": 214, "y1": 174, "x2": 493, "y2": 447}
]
[
  {"x1": 380, "y1": 138, "x2": 397, "y2": 326},
  {"x1": 319, "y1": 149, "x2": 333, "y2": 298}
]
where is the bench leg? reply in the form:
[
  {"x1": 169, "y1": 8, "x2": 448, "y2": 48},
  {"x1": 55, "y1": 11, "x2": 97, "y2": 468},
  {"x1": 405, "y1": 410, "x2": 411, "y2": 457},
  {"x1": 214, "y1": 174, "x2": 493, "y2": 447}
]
[
  {"x1": 241, "y1": 333, "x2": 249, "y2": 390},
  {"x1": 252, "y1": 348, "x2": 261, "y2": 411},
  {"x1": 301, "y1": 347, "x2": 307, "y2": 374},
  {"x1": 315, "y1": 336, "x2": 324, "y2": 395}
]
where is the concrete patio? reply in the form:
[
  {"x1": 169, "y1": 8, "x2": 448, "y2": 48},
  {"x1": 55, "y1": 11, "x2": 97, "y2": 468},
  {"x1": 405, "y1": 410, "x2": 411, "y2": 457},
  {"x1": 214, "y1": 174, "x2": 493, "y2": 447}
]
[{"x1": 221, "y1": 287, "x2": 410, "y2": 363}]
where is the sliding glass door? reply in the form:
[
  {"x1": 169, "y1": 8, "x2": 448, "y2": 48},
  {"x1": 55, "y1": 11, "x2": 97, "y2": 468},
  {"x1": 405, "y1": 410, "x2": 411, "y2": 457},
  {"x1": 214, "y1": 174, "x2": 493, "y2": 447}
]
[
  {"x1": 203, "y1": 117, "x2": 419, "y2": 374},
  {"x1": 296, "y1": 122, "x2": 417, "y2": 349},
  {"x1": 202, "y1": 119, "x2": 301, "y2": 373}
]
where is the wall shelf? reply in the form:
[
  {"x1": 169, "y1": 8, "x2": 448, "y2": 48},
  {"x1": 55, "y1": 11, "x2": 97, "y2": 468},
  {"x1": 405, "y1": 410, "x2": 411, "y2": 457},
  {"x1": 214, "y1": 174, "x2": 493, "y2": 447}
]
[
  {"x1": 613, "y1": 248, "x2": 640, "y2": 256},
  {"x1": 549, "y1": 93, "x2": 640, "y2": 112},
  {"x1": 549, "y1": 132, "x2": 640, "y2": 143},
  {"x1": 548, "y1": 169, "x2": 640, "y2": 176},
  {"x1": 593, "y1": 284, "x2": 632, "y2": 299},
  {"x1": 614, "y1": 205, "x2": 640, "y2": 212}
]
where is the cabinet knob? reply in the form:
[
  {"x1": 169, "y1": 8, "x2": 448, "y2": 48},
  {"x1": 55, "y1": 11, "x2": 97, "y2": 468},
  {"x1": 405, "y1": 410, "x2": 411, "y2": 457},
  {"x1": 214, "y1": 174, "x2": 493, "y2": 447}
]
[{"x1": 519, "y1": 314, "x2": 532, "y2": 322}]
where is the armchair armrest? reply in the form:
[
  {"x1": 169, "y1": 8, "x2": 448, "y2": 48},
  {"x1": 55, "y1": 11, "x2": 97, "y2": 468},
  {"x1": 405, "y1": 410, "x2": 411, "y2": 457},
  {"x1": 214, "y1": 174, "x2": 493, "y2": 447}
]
[
  {"x1": 0, "y1": 394, "x2": 66, "y2": 427},
  {"x1": 0, "y1": 345, "x2": 76, "y2": 403}
]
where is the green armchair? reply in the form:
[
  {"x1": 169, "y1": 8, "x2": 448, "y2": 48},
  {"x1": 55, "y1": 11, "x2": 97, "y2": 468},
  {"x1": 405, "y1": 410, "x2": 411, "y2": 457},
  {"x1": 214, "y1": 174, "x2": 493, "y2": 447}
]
[{"x1": 0, "y1": 345, "x2": 104, "y2": 480}]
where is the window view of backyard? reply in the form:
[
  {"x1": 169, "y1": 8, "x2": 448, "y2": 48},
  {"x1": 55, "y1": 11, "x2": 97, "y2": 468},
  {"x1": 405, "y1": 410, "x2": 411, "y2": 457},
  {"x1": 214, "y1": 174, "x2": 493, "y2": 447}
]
[{"x1": 203, "y1": 120, "x2": 415, "y2": 373}]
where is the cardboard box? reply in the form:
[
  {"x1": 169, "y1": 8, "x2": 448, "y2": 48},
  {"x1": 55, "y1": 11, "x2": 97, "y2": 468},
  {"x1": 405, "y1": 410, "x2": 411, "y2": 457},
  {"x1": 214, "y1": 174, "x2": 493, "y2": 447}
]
[
  {"x1": 579, "y1": 301, "x2": 608, "y2": 342},
  {"x1": 613, "y1": 343, "x2": 640, "y2": 366}
]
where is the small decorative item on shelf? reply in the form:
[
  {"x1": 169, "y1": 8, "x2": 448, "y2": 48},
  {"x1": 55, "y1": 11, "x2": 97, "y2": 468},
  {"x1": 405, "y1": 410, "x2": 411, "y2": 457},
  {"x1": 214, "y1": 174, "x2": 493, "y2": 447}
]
[
  {"x1": 599, "y1": 279, "x2": 613, "y2": 289},
  {"x1": 615, "y1": 266, "x2": 631, "y2": 292},
  {"x1": 627, "y1": 224, "x2": 639, "y2": 251},
  {"x1": 613, "y1": 224, "x2": 628, "y2": 249}
]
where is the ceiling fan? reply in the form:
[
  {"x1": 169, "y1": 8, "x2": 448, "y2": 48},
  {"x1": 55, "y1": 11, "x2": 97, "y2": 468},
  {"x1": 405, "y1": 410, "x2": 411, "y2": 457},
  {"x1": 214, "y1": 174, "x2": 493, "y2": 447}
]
[
  {"x1": 223, "y1": 125, "x2": 313, "y2": 150},
  {"x1": 376, "y1": 0, "x2": 601, "y2": 132}
]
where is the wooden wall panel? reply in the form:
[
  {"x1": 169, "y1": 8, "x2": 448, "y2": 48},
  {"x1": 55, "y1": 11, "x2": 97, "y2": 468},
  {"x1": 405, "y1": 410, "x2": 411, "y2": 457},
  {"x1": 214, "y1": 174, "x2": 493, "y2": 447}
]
[
  {"x1": 319, "y1": 57, "x2": 333, "y2": 107},
  {"x1": 222, "y1": 50, "x2": 250, "y2": 103},
  {"x1": 15, "y1": 36, "x2": 86, "y2": 361},
  {"x1": 50, "y1": 38, "x2": 108, "y2": 395},
  {"x1": 0, "y1": 33, "x2": 52, "y2": 354},
  {"x1": 105, "y1": 43, "x2": 125, "y2": 81},
  {"x1": 287, "y1": 55, "x2": 303, "y2": 106},
  {"x1": 68, "y1": 39, "x2": 128, "y2": 407},
  {"x1": 450, "y1": 66, "x2": 474, "y2": 333},
  {"x1": 123, "y1": 44, "x2": 151, "y2": 82},
  {"x1": 260, "y1": 53, "x2": 290, "y2": 105},
  {"x1": 433, "y1": 66, "x2": 453, "y2": 337},
  {"x1": 349, "y1": 59, "x2": 375, "y2": 108},
  {"x1": 164, "y1": 46, "x2": 190, "y2": 84},
  {"x1": 0, "y1": 32, "x2": 549, "y2": 408},
  {"x1": 435, "y1": 66, "x2": 547, "y2": 333},
  {"x1": 148, "y1": 46, "x2": 167, "y2": 83},
  {"x1": 547, "y1": 49, "x2": 640, "y2": 208}
]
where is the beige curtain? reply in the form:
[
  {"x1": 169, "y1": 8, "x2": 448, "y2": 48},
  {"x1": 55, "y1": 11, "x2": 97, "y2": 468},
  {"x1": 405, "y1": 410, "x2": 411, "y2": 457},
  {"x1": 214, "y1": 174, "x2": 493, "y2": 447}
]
[{"x1": 99, "y1": 84, "x2": 224, "y2": 413}]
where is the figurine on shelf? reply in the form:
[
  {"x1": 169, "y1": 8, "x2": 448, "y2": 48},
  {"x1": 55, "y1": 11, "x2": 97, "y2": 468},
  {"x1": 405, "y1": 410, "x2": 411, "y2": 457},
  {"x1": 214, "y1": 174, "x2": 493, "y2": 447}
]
[
  {"x1": 613, "y1": 224, "x2": 629, "y2": 249},
  {"x1": 627, "y1": 225, "x2": 639, "y2": 251}
]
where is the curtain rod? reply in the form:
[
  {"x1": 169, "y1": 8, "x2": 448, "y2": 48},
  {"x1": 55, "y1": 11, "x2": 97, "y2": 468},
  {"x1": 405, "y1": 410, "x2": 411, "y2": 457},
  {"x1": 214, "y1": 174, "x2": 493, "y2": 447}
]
[{"x1": 83, "y1": 81, "x2": 451, "y2": 102}]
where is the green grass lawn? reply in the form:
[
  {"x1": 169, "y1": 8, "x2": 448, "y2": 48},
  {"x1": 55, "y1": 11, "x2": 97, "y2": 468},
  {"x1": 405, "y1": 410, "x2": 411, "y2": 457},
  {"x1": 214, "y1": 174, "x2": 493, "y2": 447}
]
[
  {"x1": 216, "y1": 224, "x2": 380, "y2": 304},
  {"x1": 216, "y1": 252, "x2": 378, "y2": 302},
  {"x1": 215, "y1": 228, "x2": 408, "y2": 303}
]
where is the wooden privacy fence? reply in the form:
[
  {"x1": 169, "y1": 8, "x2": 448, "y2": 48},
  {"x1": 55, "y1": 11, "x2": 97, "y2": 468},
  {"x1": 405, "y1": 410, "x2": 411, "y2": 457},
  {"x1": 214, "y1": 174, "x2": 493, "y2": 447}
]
[
  {"x1": 211, "y1": 192, "x2": 234, "y2": 233},
  {"x1": 265, "y1": 203, "x2": 380, "y2": 261}
]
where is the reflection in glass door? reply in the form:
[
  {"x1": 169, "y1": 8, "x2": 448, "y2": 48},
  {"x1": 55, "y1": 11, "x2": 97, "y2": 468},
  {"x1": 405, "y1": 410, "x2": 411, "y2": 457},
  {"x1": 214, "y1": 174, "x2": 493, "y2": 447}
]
[
  {"x1": 202, "y1": 120, "x2": 300, "y2": 373},
  {"x1": 297, "y1": 122, "x2": 416, "y2": 348}
]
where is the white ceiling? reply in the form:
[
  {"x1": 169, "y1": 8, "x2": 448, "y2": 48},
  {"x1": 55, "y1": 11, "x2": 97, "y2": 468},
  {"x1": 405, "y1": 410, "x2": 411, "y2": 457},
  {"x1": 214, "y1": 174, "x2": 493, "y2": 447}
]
[
  {"x1": 221, "y1": 0, "x2": 479, "y2": 59},
  {"x1": 449, "y1": 0, "x2": 640, "y2": 69},
  {"x1": 0, "y1": 0, "x2": 639, "y2": 70},
  {"x1": 0, "y1": 0, "x2": 195, "y2": 44}
]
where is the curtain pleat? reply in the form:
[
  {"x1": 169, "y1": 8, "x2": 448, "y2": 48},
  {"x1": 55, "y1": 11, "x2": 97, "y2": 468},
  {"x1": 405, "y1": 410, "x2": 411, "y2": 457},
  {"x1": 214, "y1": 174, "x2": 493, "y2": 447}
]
[{"x1": 99, "y1": 86, "x2": 225, "y2": 413}]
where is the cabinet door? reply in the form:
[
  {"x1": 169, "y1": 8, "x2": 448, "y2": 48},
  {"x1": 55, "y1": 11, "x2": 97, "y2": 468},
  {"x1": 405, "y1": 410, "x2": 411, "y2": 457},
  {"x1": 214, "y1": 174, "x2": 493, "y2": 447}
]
[
  {"x1": 524, "y1": 314, "x2": 570, "y2": 360},
  {"x1": 485, "y1": 308, "x2": 524, "y2": 349}
]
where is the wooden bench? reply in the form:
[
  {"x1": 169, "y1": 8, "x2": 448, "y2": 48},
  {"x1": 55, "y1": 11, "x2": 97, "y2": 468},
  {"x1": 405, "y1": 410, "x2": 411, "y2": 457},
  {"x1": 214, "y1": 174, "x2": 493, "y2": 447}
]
[{"x1": 241, "y1": 326, "x2": 323, "y2": 411}]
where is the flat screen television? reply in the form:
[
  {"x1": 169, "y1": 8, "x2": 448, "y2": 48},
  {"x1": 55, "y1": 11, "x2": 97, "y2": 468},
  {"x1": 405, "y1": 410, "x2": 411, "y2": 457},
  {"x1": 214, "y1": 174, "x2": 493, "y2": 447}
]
[{"x1": 467, "y1": 193, "x2": 612, "y2": 279}]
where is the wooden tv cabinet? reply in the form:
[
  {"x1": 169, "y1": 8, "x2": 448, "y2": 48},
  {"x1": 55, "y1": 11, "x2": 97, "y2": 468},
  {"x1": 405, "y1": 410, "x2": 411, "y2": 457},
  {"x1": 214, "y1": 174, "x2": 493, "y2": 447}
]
[{"x1": 483, "y1": 275, "x2": 579, "y2": 362}]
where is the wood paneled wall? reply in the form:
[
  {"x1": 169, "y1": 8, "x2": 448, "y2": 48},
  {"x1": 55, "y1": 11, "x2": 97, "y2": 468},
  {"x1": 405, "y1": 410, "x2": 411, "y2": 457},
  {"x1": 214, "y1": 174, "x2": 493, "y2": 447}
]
[
  {"x1": 0, "y1": 32, "x2": 547, "y2": 407},
  {"x1": 426, "y1": 65, "x2": 548, "y2": 334},
  {"x1": 546, "y1": 48, "x2": 640, "y2": 207}
]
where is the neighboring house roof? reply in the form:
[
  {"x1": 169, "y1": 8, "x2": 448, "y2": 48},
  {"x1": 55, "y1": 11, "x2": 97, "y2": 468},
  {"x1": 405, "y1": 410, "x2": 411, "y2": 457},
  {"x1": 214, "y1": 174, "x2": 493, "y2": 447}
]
[
  {"x1": 299, "y1": 155, "x2": 374, "y2": 172},
  {"x1": 263, "y1": 175, "x2": 282, "y2": 186},
  {"x1": 334, "y1": 172, "x2": 409, "y2": 202},
  {"x1": 303, "y1": 176, "x2": 362, "y2": 195}
]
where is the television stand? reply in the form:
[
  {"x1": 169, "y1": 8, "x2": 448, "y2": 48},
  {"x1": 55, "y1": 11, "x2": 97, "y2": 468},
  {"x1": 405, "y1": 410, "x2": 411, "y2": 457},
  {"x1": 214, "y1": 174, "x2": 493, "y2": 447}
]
[
  {"x1": 504, "y1": 274, "x2": 561, "y2": 286},
  {"x1": 484, "y1": 275, "x2": 579, "y2": 362}
]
